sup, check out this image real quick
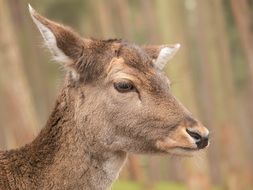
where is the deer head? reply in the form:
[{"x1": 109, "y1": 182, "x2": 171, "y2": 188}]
[{"x1": 29, "y1": 5, "x2": 209, "y2": 156}]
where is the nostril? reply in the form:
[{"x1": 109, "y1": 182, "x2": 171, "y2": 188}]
[
  {"x1": 186, "y1": 128, "x2": 202, "y2": 142},
  {"x1": 196, "y1": 137, "x2": 209, "y2": 149},
  {"x1": 186, "y1": 128, "x2": 209, "y2": 149}
]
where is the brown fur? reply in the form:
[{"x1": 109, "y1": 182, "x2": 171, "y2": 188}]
[{"x1": 0, "y1": 7, "x2": 209, "y2": 190}]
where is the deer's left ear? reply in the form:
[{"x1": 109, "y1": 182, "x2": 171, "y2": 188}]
[
  {"x1": 28, "y1": 4, "x2": 84, "y2": 66},
  {"x1": 143, "y1": 44, "x2": 180, "y2": 70}
]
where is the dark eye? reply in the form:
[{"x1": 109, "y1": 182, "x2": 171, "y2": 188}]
[{"x1": 114, "y1": 82, "x2": 134, "y2": 93}]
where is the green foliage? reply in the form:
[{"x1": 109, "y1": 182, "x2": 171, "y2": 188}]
[
  {"x1": 112, "y1": 181, "x2": 224, "y2": 190},
  {"x1": 112, "y1": 180, "x2": 187, "y2": 190},
  {"x1": 155, "y1": 182, "x2": 186, "y2": 190},
  {"x1": 112, "y1": 181, "x2": 142, "y2": 190}
]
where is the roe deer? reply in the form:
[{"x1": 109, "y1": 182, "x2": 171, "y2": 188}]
[{"x1": 0, "y1": 5, "x2": 209, "y2": 190}]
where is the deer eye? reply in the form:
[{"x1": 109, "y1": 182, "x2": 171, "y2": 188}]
[{"x1": 114, "y1": 81, "x2": 134, "y2": 93}]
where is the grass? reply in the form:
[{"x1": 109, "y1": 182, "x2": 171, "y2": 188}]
[
  {"x1": 112, "y1": 180, "x2": 186, "y2": 190},
  {"x1": 112, "y1": 180, "x2": 223, "y2": 190}
]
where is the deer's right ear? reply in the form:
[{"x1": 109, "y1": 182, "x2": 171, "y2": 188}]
[
  {"x1": 143, "y1": 44, "x2": 180, "y2": 70},
  {"x1": 28, "y1": 4, "x2": 84, "y2": 78}
]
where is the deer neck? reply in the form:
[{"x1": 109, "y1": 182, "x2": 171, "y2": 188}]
[{"x1": 5, "y1": 88, "x2": 127, "y2": 190}]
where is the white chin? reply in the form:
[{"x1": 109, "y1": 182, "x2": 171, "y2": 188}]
[{"x1": 167, "y1": 148, "x2": 199, "y2": 156}]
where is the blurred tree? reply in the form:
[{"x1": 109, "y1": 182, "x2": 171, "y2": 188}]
[
  {"x1": 0, "y1": 0, "x2": 39, "y2": 148},
  {"x1": 230, "y1": 0, "x2": 253, "y2": 83}
]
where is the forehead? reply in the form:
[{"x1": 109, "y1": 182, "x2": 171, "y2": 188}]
[
  {"x1": 90, "y1": 39, "x2": 152, "y2": 69},
  {"x1": 119, "y1": 43, "x2": 153, "y2": 72}
]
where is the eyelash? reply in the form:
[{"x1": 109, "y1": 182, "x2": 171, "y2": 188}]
[{"x1": 114, "y1": 81, "x2": 135, "y2": 93}]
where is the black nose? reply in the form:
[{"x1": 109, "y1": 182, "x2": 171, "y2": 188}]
[{"x1": 186, "y1": 129, "x2": 209, "y2": 149}]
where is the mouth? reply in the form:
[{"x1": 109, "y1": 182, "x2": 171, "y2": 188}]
[
  {"x1": 156, "y1": 138, "x2": 209, "y2": 156},
  {"x1": 165, "y1": 146, "x2": 203, "y2": 156}
]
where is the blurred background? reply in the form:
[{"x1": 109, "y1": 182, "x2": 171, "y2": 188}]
[{"x1": 0, "y1": 0, "x2": 253, "y2": 189}]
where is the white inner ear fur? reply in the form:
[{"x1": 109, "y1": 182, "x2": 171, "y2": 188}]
[
  {"x1": 154, "y1": 44, "x2": 181, "y2": 70},
  {"x1": 28, "y1": 4, "x2": 71, "y2": 64}
]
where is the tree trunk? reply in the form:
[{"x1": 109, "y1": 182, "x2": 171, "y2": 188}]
[{"x1": 0, "y1": 0, "x2": 39, "y2": 149}]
